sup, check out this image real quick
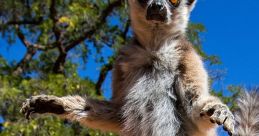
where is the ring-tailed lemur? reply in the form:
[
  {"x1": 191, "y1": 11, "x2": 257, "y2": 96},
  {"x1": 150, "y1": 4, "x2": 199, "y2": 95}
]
[{"x1": 21, "y1": 0, "x2": 259, "y2": 135}]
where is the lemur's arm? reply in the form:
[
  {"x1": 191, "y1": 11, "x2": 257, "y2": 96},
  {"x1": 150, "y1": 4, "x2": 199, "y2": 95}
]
[
  {"x1": 20, "y1": 95, "x2": 121, "y2": 133},
  {"x1": 176, "y1": 44, "x2": 235, "y2": 135}
]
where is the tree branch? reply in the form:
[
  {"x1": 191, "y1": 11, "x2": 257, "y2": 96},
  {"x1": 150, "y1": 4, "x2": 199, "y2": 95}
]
[
  {"x1": 50, "y1": 0, "x2": 62, "y2": 44},
  {"x1": 16, "y1": 26, "x2": 55, "y2": 50},
  {"x1": 95, "y1": 59, "x2": 113, "y2": 95},
  {"x1": 12, "y1": 47, "x2": 36, "y2": 76},
  {"x1": 65, "y1": 0, "x2": 123, "y2": 51},
  {"x1": 13, "y1": 26, "x2": 36, "y2": 75},
  {"x1": 6, "y1": 17, "x2": 43, "y2": 25},
  {"x1": 122, "y1": 19, "x2": 130, "y2": 41},
  {"x1": 95, "y1": 18, "x2": 130, "y2": 95},
  {"x1": 52, "y1": 53, "x2": 67, "y2": 74},
  {"x1": 13, "y1": 26, "x2": 54, "y2": 75},
  {"x1": 50, "y1": 0, "x2": 67, "y2": 74}
]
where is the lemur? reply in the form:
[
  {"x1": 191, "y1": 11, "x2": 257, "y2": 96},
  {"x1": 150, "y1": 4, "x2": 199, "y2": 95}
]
[{"x1": 21, "y1": 0, "x2": 259, "y2": 135}]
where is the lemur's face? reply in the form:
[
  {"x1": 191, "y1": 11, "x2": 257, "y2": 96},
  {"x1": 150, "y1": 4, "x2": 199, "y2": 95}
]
[{"x1": 129, "y1": 0, "x2": 196, "y2": 25}]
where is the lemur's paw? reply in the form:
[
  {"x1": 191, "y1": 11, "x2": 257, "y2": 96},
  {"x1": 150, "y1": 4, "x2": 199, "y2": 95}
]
[
  {"x1": 20, "y1": 95, "x2": 65, "y2": 119},
  {"x1": 200, "y1": 103, "x2": 235, "y2": 136}
]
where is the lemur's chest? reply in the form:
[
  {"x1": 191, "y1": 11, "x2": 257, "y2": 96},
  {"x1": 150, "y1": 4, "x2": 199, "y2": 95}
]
[
  {"x1": 118, "y1": 41, "x2": 181, "y2": 75},
  {"x1": 115, "y1": 41, "x2": 182, "y2": 99},
  {"x1": 119, "y1": 42, "x2": 183, "y2": 136}
]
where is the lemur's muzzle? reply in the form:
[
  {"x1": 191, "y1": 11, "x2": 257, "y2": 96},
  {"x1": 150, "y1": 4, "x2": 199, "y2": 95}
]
[{"x1": 146, "y1": 2, "x2": 167, "y2": 22}]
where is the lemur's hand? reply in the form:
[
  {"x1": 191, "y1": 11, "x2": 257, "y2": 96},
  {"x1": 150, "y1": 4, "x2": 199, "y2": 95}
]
[
  {"x1": 200, "y1": 103, "x2": 235, "y2": 136},
  {"x1": 20, "y1": 95, "x2": 65, "y2": 119}
]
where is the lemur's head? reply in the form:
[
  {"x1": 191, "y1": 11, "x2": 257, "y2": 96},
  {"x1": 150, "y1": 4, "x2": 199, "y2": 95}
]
[{"x1": 128, "y1": 0, "x2": 196, "y2": 36}]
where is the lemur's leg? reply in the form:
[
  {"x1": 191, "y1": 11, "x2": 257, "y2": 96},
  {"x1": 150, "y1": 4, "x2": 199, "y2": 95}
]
[
  {"x1": 177, "y1": 47, "x2": 235, "y2": 136},
  {"x1": 20, "y1": 95, "x2": 121, "y2": 133}
]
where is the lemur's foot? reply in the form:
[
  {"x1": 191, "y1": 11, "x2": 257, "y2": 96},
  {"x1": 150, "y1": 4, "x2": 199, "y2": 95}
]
[
  {"x1": 200, "y1": 103, "x2": 235, "y2": 135},
  {"x1": 20, "y1": 95, "x2": 65, "y2": 119}
]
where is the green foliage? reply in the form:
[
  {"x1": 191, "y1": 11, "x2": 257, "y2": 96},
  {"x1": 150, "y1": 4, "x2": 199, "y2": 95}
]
[
  {"x1": 211, "y1": 85, "x2": 243, "y2": 111},
  {"x1": 0, "y1": 74, "x2": 118, "y2": 135},
  {"x1": 0, "y1": 0, "x2": 242, "y2": 135},
  {"x1": 187, "y1": 23, "x2": 221, "y2": 65},
  {"x1": 0, "y1": 0, "x2": 125, "y2": 135},
  {"x1": 1, "y1": 116, "x2": 116, "y2": 136}
]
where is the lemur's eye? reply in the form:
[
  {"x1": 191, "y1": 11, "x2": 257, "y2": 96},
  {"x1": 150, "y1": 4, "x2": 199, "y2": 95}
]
[{"x1": 170, "y1": 0, "x2": 180, "y2": 6}]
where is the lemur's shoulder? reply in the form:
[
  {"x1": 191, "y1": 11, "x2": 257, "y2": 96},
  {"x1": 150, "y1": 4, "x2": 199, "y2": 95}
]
[
  {"x1": 176, "y1": 37, "x2": 195, "y2": 53},
  {"x1": 177, "y1": 37, "x2": 204, "y2": 66},
  {"x1": 176, "y1": 37, "x2": 208, "y2": 90},
  {"x1": 177, "y1": 37, "x2": 204, "y2": 62},
  {"x1": 114, "y1": 39, "x2": 155, "y2": 74}
]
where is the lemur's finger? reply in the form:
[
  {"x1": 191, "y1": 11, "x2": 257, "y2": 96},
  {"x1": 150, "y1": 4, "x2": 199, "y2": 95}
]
[
  {"x1": 211, "y1": 108, "x2": 228, "y2": 125},
  {"x1": 21, "y1": 101, "x2": 28, "y2": 112},
  {"x1": 20, "y1": 98, "x2": 35, "y2": 120},
  {"x1": 25, "y1": 108, "x2": 36, "y2": 120},
  {"x1": 200, "y1": 102, "x2": 235, "y2": 135},
  {"x1": 223, "y1": 116, "x2": 235, "y2": 136}
]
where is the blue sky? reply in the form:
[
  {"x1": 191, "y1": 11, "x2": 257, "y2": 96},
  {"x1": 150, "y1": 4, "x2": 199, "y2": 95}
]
[
  {"x1": 0, "y1": 0, "x2": 258, "y2": 135},
  {"x1": 1, "y1": 0, "x2": 258, "y2": 89},
  {"x1": 190, "y1": 2, "x2": 259, "y2": 135},
  {"x1": 191, "y1": 0, "x2": 259, "y2": 88},
  {"x1": 1, "y1": 0, "x2": 258, "y2": 92},
  {"x1": 1, "y1": 0, "x2": 258, "y2": 97}
]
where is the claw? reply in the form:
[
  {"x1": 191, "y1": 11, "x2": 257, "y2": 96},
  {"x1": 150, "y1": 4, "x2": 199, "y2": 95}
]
[
  {"x1": 25, "y1": 108, "x2": 35, "y2": 119},
  {"x1": 20, "y1": 95, "x2": 65, "y2": 120},
  {"x1": 202, "y1": 103, "x2": 235, "y2": 135}
]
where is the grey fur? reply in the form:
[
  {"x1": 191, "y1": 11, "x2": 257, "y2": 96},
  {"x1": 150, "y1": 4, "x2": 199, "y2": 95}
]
[
  {"x1": 21, "y1": 95, "x2": 121, "y2": 132},
  {"x1": 20, "y1": 0, "x2": 258, "y2": 136},
  {"x1": 234, "y1": 89, "x2": 259, "y2": 136}
]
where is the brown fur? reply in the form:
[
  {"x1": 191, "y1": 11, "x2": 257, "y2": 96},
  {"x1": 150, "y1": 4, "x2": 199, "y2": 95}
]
[{"x1": 20, "y1": 0, "x2": 238, "y2": 135}]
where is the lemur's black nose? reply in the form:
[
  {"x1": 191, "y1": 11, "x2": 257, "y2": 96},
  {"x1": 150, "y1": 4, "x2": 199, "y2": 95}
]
[
  {"x1": 149, "y1": 2, "x2": 164, "y2": 12},
  {"x1": 146, "y1": 2, "x2": 167, "y2": 22}
]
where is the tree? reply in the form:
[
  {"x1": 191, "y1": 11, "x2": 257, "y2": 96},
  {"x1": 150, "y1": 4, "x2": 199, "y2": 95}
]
[{"x1": 0, "y1": 0, "x2": 239, "y2": 135}]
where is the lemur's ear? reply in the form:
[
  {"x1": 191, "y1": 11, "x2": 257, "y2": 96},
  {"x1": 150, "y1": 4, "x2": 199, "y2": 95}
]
[{"x1": 187, "y1": 0, "x2": 197, "y2": 11}]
